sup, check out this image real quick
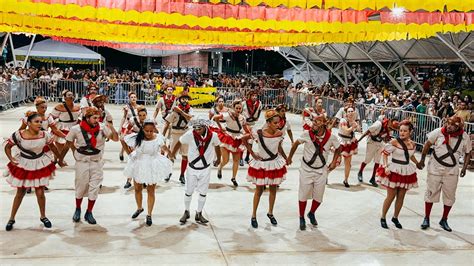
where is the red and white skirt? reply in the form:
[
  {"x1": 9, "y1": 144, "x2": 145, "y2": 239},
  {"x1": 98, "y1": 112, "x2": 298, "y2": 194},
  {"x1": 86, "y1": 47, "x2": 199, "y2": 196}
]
[
  {"x1": 376, "y1": 164, "x2": 418, "y2": 190},
  {"x1": 339, "y1": 138, "x2": 358, "y2": 157},
  {"x1": 218, "y1": 131, "x2": 244, "y2": 153},
  {"x1": 5, "y1": 154, "x2": 56, "y2": 188},
  {"x1": 247, "y1": 156, "x2": 287, "y2": 186}
]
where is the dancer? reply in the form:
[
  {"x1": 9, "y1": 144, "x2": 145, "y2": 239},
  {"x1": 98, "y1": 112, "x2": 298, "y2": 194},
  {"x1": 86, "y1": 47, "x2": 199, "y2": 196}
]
[
  {"x1": 91, "y1": 95, "x2": 113, "y2": 125},
  {"x1": 418, "y1": 116, "x2": 471, "y2": 232},
  {"x1": 119, "y1": 92, "x2": 139, "y2": 164},
  {"x1": 123, "y1": 105, "x2": 149, "y2": 188},
  {"x1": 60, "y1": 107, "x2": 119, "y2": 224},
  {"x1": 243, "y1": 110, "x2": 287, "y2": 229},
  {"x1": 377, "y1": 120, "x2": 419, "y2": 229},
  {"x1": 357, "y1": 117, "x2": 399, "y2": 187},
  {"x1": 153, "y1": 85, "x2": 176, "y2": 126},
  {"x1": 287, "y1": 115, "x2": 341, "y2": 230},
  {"x1": 242, "y1": 90, "x2": 262, "y2": 164},
  {"x1": 169, "y1": 118, "x2": 221, "y2": 225},
  {"x1": 19, "y1": 97, "x2": 66, "y2": 193},
  {"x1": 302, "y1": 98, "x2": 327, "y2": 131},
  {"x1": 5, "y1": 111, "x2": 65, "y2": 231},
  {"x1": 50, "y1": 90, "x2": 80, "y2": 154},
  {"x1": 213, "y1": 100, "x2": 249, "y2": 186},
  {"x1": 80, "y1": 83, "x2": 99, "y2": 115},
  {"x1": 275, "y1": 104, "x2": 294, "y2": 143},
  {"x1": 337, "y1": 107, "x2": 359, "y2": 188},
  {"x1": 163, "y1": 95, "x2": 194, "y2": 184},
  {"x1": 209, "y1": 96, "x2": 228, "y2": 166},
  {"x1": 123, "y1": 119, "x2": 172, "y2": 226}
]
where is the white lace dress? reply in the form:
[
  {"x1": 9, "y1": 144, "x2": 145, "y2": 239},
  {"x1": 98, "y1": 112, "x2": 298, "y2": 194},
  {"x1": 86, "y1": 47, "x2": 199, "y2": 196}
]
[{"x1": 123, "y1": 133, "x2": 172, "y2": 185}]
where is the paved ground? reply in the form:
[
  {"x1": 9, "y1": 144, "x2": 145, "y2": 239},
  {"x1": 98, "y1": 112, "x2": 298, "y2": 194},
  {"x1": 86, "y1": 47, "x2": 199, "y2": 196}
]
[{"x1": 0, "y1": 104, "x2": 473, "y2": 265}]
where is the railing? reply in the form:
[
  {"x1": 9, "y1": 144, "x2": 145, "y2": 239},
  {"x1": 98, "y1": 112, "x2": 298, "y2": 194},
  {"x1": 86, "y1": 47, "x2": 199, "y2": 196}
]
[{"x1": 216, "y1": 87, "x2": 286, "y2": 109}]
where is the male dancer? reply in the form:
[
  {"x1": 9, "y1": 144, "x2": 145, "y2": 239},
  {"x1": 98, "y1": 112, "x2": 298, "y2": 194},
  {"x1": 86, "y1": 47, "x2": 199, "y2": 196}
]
[
  {"x1": 242, "y1": 90, "x2": 262, "y2": 164},
  {"x1": 418, "y1": 116, "x2": 471, "y2": 232},
  {"x1": 60, "y1": 107, "x2": 119, "y2": 224},
  {"x1": 80, "y1": 83, "x2": 99, "y2": 116},
  {"x1": 163, "y1": 95, "x2": 193, "y2": 184},
  {"x1": 169, "y1": 118, "x2": 221, "y2": 224},
  {"x1": 357, "y1": 117, "x2": 399, "y2": 186},
  {"x1": 287, "y1": 115, "x2": 341, "y2": 230},
  {"x1": 91, "y1": 95, "x2": 113, "y2": 124},
  {"x1": 153, "y1": 85, "x2": 176, "y2": 124}
]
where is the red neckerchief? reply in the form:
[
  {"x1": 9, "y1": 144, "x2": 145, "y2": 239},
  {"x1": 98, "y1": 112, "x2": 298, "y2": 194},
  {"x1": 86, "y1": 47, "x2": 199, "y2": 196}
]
[
  {"x1": 441, "y1": 126, "x2": 464, "y2": 144},
  {"x1": 303, "y1": 108, "x2": 314, "y2": 117},
  {"x1": 278, "y1": 117, "x2": 286, "y2": 130},
  {"x1": 308, "y1": 129, "x2": 331, "y2": 153},
  {"x1": 247, "y1": 99, "x2": 260, "y2": 117},
  {"x1": 80, "y1": 120, "x2": 100, "y2": 148},
  {"x1": 178, "y1": 102, "x2": 190, "y2": 113},
  {"x1": 164, "y1": 95, "x2": 176, "y2": 111},
  {"x1": 192, "y1": 128, "x2": 212, "y2": 156}
]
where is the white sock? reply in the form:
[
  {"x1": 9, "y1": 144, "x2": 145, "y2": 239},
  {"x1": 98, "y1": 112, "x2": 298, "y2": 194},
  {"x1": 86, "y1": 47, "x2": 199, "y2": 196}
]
[
  {"x1": 197, "y1": 194, "x2": 206, "y2": 212},
  {"x1": 184, "y1": 193, "x2": 192, "y2": 211}
]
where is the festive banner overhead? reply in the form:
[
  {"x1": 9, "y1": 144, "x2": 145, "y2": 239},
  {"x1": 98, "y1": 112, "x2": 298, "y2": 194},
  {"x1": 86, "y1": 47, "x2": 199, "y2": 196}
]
[{"x1": 0, "y1": 0, "x2": 472, "y2": 47}]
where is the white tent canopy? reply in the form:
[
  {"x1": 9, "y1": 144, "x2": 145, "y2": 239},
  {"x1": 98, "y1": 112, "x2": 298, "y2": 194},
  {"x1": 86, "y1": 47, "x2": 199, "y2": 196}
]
[
  {"x1": 14, "y1": 39, "x2": 104, "y2": 63},
  {"x1": 114, "y1": 48, "x2": 188, "y2": 57},
  {"x1": 283, "y1": 63, "x2": 329, "y2": 86}
]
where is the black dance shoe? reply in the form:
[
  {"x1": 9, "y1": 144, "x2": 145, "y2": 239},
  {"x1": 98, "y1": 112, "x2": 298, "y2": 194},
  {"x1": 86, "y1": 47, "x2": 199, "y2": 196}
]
[
  {"x1": 439, "y1": 219, "x2": 452, "y2": 232},
  {"x1": 251, "y1": 217, "x2": 258, "y2": 228},
  {"x1": 5, "y1": 220, "x2": 15, "y2": 231},
  {"x1": 40, "y1": 217, "x2": 52, "y2": 228},
  {"x1": 343, "y1": 181, "x2": 350, "y2": 188},
  {"x1": 217, "y1": 170, "x2": 222, "y2": 179},
  {"x1": 369, "y1": 177, "x2": 378, "y2": 187},
  {"x1": 131, "y1": 208, "x2": 144, "y2": 219},
  {"x1": 165, "y1": 173, "x2": 172, "y2": 182},
  {"x1": 307, "y1": 212, "x2": 318, "y2": 226},
  {"x1": 391, "y1": 217, "x2": 402, "y2": 229},
  {"x1": 146, "y1": 215, "x2": 152, "y2": 226},
  {"x1": 123, "y1": 181, "x2": 132, "y2": 189},
  {"x1": 72, "y1": 208, "x2": 81, "y2": 222},
  {"x1": 380, "y1": 218, "x2": 388, "y2": 229},
  {"x1": 357, "y1": 171, "x2": 363, "y2": 182},
  {"x1": 84, "y1": 211, "x2": 97, "y2": 224},
  {"x1": 26, "y1": 188, "x2": 32, "y2": 194},
  {"x1": 239, "y1": 159, "x2": 244, "y2": 166},
  {"x1": 421, "y1": 217, "x2": 430, "y2": 230},
  {"x1": 195, "y1": 212, "x2": 209, "y2": 224},
  {"x1": 179, "y1": 174, "x2": 186, "y2": 185},
  {"x1": 299, "y1": 217, "x2": 306, "y2": 231},
  {"x1": 267, "y1": 213, "x2": 278, "y2": 225},
  {"x1": 119, "y1": 155, "x2": 124, "y2": 161},
  {"x1": 231, "y1": 178, "x2": 238, "y2": 187},
  {"x1": 179, "y1": 210, "x2": 190, "y2": 224}
]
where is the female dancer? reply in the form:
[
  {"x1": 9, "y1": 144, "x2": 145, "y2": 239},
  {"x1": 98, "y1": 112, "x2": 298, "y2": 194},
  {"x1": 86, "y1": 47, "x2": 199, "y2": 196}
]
[
  {"x1": 123, "y1": 105, "x2": 149, "y2": 188},
  {"x1": 20, "y1": 97, "x2": 66, "y2": 193},
  {"x1": 209, "y1": 96, "x2": 228, "y2": 166},
  {"x1": 377, "y1": 120, "x2": 419, "y2": 229},
  {"x1": 213, "y1": 100, "x2": 249, "y2": 187},
  {"x1": 337, "y1": 107, "x2": 359, "y2": 188},
  {"x1": 5, "y1": 111, "x2": 65, "y2": 231},
  {"x1": 123, "y1": 119, "x2": 172, "y2": 226},
  {"x1": 243, "y1": 110, "x2": 287, "y2": 228},
  {"x1": 120, "y1": 92, "x2": 139, "y2": 188},
  {"x1": 275, "y1": 104, "x2": 294, "y2": 143},
  {"x1": 302, "y1": 98, "x2": 327, "y2": 131},
  {"x1": 50, "y1": 90, "x2": 80, "y2": 154},
  {"x1": 119, "y1": 92, "x2": 139, "y2": 163}
]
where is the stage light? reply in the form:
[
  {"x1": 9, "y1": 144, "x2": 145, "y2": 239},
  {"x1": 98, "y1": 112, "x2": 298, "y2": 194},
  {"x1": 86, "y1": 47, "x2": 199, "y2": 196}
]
[{"x1": 391, "y1": 7, "x2": 405, "y2": 18}]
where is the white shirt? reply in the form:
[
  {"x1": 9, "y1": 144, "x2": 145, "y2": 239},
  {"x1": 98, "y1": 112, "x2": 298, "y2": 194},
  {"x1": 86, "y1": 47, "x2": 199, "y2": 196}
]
[
  {"x1": 180, "y1": 130, "x2": 220, "y2": 169},
  {"x1": 297, "y1": 130, "x2": 340, "y2": 172}
]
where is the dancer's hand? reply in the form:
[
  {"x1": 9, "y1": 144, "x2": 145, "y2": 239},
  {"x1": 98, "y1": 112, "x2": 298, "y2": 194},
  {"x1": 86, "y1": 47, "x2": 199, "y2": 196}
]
[
  {"x1": 384, "y1": 167, "x2": 391, "y2": 176},
  {"x1": 58, "y1": 160, "x2": 68, "y2": 168},
  {"x1": 460, "y1": 167, "x2": 467, "y2": 177},
  {"x1": 286, "y1": 157, "x2": 292, "y2": 166},
  {"x1": 417, "y1": 161, "x2": 425, "y2": 170},
  {"x1": 168, "y1": 154, "x2": 175, "y2": 162},
  {"x1": 251, "y1": 152, "x2": 262, "y2": 161},
  {"x1": 9, "y1": 158, "x2": 19, "y2": 165}
]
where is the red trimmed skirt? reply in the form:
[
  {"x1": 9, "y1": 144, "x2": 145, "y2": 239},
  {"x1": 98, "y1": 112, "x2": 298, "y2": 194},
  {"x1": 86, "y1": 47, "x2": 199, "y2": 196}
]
[
  {"x1": 7, "y1": 162, "x2": 56, "y2": 181},
  {"x1": 376, "y1": 167, "x2": 418, "y2": 189},
  {"x1": 340, "y1": 141, "x2": 358, "y2": 156},
  {"x1": 217, "y1": 131, "x2": 243, "y2": 153},
  {"x1": 248, "y1": 166, "x2": 287, "y2": 180}
]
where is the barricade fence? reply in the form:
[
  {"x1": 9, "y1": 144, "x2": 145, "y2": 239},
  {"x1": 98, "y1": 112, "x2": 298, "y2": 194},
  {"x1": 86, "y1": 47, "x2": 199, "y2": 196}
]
[{"x1": 0, "y1": 80, "x2": 470, "y2": 147}]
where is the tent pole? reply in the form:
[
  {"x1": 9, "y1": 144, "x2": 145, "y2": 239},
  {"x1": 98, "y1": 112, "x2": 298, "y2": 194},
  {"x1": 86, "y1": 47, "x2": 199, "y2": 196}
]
[
  {"x1": 1, "y1": 33, "x2": 9, "y2": 60},
  {"x1": 8, "y1": 34, "x2": 17, "y2": 67},
  {"x1": 22, "y1": 34, "x2": 36, "y2": 67}
]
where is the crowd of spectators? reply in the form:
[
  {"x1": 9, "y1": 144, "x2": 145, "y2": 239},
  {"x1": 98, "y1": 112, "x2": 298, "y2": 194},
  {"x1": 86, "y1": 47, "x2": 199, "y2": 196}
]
[{"x1": 0, "y1": 64, "x2": 472, "y2": 123}]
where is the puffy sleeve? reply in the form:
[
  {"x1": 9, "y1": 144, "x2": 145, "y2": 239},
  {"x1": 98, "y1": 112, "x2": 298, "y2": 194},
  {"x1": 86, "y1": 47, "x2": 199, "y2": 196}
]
[
  {"x1": 462, "y1": 132, "x2": 472, "y2": 154},
  {"x1": 45, "y1": 132, "x2": 54, "y2": 145},
  {"x1": 50, "y1": 106, "x2": 60, "y2": 119},
  {"x1": 123, "y1": 133, "x2": 138, "y2": 148},
  {"x1": 382, "y1": 143, "x2": 396, "y2": 156},
  {"x1": 427, "y1": 128, "x2": 440, "y2": 144},
  {"x1": 6, "y1": 130, "x2": 19, "y2": 146},
  {"x1": 155, "y1": 133, "x2": 165, "y2": 147},
  {"x1": 339, "y1": 118, "x2": 348, "y2": 127},
  {"x1": 47, "y1": 114, "x2": 57, "y2": 126},
  {"x1": 368, "y1": 120, "x2": 381, "y2": 135}
]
